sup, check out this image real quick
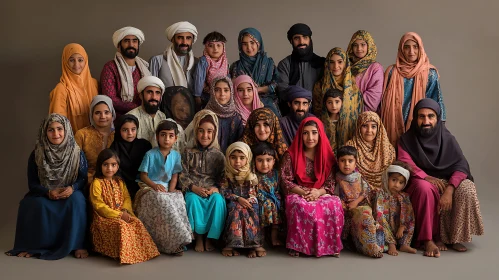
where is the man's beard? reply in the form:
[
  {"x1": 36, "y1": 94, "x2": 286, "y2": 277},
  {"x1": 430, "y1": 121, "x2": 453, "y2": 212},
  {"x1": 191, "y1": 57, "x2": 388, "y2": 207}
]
[
  {"x1": 120, "y1": 46, "x2": 139, "y2": 59},
  {"x1": 174, "y1": 43, "x2": 192, "y2": 55},
  {"x1": 418, "y1": 125, "x2": 435, "y2": 137},
  {"x1": 144, "y1": 101, "x2": 159, "y2": 114},
  {"x1": 292, "y1": 110, "x2": 307, "y2": 122}
]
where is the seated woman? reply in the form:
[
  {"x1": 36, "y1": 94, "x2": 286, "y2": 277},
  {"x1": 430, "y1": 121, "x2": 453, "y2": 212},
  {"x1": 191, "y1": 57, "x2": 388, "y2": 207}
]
[
  {"x1": 233, "y1": 74, "x2": 263, "y2": 126},
  {"x1": 204, "y1": 76, "x2": 244, "y2": 153},
  {"x1": 49, "y1": 43, "x2": 98, "y2": 133},
  {"x1": 241, "y1": 107, "x2": 288, "y2": 159},
  {"x1": 109, "y1": 114, "x2": 152, "y2": 199},
  {"x1": 6, "y1": 114, "x2": 88, "y2": 260},
  {"x1": 230, "y1": 28, "x2": 281, "y2": 117},
  {"x1": 75, "y1": 95, "x2": 116, "y2": 185},
  {"x1": 280, "y1": 116, "x2": 344, "y2": 257},
  {"x1": 179, "y1": 110, "x2": 227, "y2": 252},
  {"x1": 312, "y1": 47, "x2": 363, "y2": 148},
  {"x1": 160, "y1": 86, "x2": 195, "y2": 130}
]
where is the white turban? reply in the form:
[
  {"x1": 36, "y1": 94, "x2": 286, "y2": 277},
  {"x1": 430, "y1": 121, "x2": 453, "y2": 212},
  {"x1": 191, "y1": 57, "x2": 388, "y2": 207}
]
[
  {"x1": 165, "y1": 21, "x2": 198, "y2": 43},
  {"x1": 387, "y1": 165, "x2": 411, "y2": 187},
  {"x1": 112, "y1": 26, "x2": 145, "y2": 48},
  {"x1": 137, "y1": 76, "x2": 165, "y2": 94}
]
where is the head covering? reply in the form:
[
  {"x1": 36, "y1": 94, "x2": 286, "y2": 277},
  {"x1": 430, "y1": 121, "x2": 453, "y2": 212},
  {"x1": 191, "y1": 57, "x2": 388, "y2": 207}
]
[
  {"x1": 320, "y1": 89, "x2": 340, "y2": 152},
  {"x1": 203, "y1": 42, "x2": 229, "y2": 87},
  {"x1": 165, "y1": 21, "x2": 198, "y2": 43},
  {"x1": 399, "y1": 98, "x2": 472, "y2": 180},
  {"x1": 345, "y1": 111, "x2": 395, "y2": 190},
  {"x1": 381, "y1": 32, "x2": 438, "y2": 146},
  {"x1": 35, "y1": 113, "x2": 81, "y2": 190},
  {"x1": 205, "y1": 76, "x2": 237, "y2": 118},
  {"x1": 184, "y1": 109, "x2": 220, "y2": 150},
  {"x1": 89, "y1": 95, "x2": 116, "y2": 128},
  {"x1": 225, "y1": 142, "x2": 258, "y2": 185},
  {"x1": 112, "y1": 26, "x2": 145, "y2": 47},
  {"x1": 287, "y1": 116, "x2": 335, "y2": 189},
  {"x1": 236, "y1": 28, "x2": 275, "y2": 86},
  {"x1": 280, "y1": 86, "x2": 312, "y2": 145},
  {"x1": 137, "y1": 76, "x2": 166, "y2": 94},
  {"x1": 285, "y1": 85, "x2": 312, "y2": 102},
  {"x1": 242, "y1": 108, "x2": 288, "y2": 158},
  {"x1": 382, "y1": 164, "x2": 411, "y2": 194},
  {"x1": 347, "y1": 30, "x2": 378, "y2": 77},
  {"x1": 286, "y1": 23, "x2": 324, "y2": 85},
  {"x1": 233, "y1": 75, "x2": 263, "y2": 125},
  {"x1": 160, "y1": 86, "x2": 195, "y2": 129}
]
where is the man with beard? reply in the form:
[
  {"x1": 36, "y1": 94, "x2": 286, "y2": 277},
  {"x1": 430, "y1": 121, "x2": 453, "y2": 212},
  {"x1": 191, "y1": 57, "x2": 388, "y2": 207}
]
[
  {"x1": 101, "y1": 26, "x2": 151, "y2": 119},
  {"x1": 127, "y1": 76, "x2": 186, "y2": 152},
  {"x1": 279, "y1": 86, "x2": 314, "y2": 146},
  {"x1": 277, "y1": 23, "x2": 325, "y2": 115},
  {"x1": 398, "y1": 98, "x2": 484, "y2": 258},
  {"x1": 149, "y1": 21, "x2": 199, "y2": 91}
]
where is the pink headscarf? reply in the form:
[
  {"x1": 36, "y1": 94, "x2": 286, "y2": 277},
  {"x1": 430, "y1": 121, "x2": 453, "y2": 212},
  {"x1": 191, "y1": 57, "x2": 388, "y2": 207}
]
[
  {"x1": 203, "y1": 42, "x2": 229, "y2": 87},
  {"x1": 232, "y1": 75, "x2": 263, "y2": 125}
]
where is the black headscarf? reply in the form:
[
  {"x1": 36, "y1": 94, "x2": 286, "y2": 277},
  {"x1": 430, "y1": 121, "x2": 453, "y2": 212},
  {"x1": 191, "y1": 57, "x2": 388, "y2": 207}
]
[
  {"x1": 159, "y1": 86, "x2": 195, "y2": 129},
  {"x1": 399, "y1": 98, "x2": 473, "y2": 181},
  {"x1": 287, "y1": 23, "x2": 325, "y2": 85},
  {"x1": 110, "y1": 114, "x2": 152, "y2": 198}
]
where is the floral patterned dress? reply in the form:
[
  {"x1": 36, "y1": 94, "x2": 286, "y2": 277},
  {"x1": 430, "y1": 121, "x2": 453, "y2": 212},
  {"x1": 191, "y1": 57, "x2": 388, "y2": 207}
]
[
  {"x1": 256, "y1": 169, "x2": 282, "y2": 227},
  {"x1": 387, "y1": 191, "x2": 415, "y2": 246}
]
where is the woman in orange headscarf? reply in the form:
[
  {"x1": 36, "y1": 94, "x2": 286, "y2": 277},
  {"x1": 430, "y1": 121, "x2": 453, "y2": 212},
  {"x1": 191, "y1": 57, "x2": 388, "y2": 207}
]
[{"x1": 49, "y1": 43, "x2": 98, "y2": 133}]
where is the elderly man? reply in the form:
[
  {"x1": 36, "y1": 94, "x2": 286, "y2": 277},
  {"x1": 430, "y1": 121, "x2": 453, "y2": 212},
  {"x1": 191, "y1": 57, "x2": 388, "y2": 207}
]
[
  {"x1": 101, "y1": 26, "x2": 151, "y2": 118},
  {"x1": 398, "y1": 98, "x2": 484, "y2": 258},
  {"x1": 279, "y1": 85, "x2": 314, "y2": 146},
  {"x1": 149, "y1": 21, "x2": 198, "y2": 91},
  {"x1": 127, "y1": 76, "x2": 186, "y2": 152}
]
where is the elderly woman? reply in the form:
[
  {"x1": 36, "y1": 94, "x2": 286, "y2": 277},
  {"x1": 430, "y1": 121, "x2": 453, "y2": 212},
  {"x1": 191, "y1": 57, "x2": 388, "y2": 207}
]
[
  {"x1": 6, "y1": 114, "x2": 88, "y2": 260},
  {"x1": 49, "y1": 43, "x2": 98, "y2": 133}
]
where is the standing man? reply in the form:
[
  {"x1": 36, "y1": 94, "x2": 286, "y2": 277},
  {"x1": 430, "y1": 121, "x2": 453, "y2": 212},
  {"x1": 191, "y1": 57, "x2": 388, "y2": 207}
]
[
  {"x1": 279, "y1": 86, "x2": 314, "y2": 146},
  {"x1": 149, "y1": 21, "x2": 199, "y2": 91},
  {"x1": 101, "y1": 26, "x2": 151, "y2": 119}
]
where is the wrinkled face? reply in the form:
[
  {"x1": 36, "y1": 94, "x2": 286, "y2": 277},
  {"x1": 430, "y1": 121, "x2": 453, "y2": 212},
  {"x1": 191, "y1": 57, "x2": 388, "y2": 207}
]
[
  {"x1": 92, "y1": 103, "x2": 112, "y2": 129},
  {"x1": 171, "y1": 93, "x2": 191, "y2": 122},
  {"x1": 205, "y1": 41, "x2": 224, "y2": 59},
  {"x1": 403, "y1": 39, "x2": 419, "y2": 63},
  {"x1": 292, "y1": 34, "x2": 310, "y2": 49},
  {"x1": 255, "y1": 154, "x2": 275, "y2": 174},
  {"x1": 102, "y1": 157, "x2": 119, "y2": 179},
  {"x1": 388, "y1": 173, "x2": 407, "y2": 194},
  {"x1": 67, "y1": 53, "x2": 85, "y2": 75},
  {"x1": 289, "y1": 98, "x2": 310, "y2": 121},
  {"x1": 141, "y1": 86, "x2": 162, "y2": 114},
  {"x1": 352, "y1": 39, "x2": 368, "y2": 60},
  {"x1": 173, "y1": 32, "x2": 194, "y2": 55},
  {"x1": 417, "y1": 108, "x2": 437, "y2": 137},
  {"x1": 302, "y1": 125, "x2": 319, "y2": 150},
  {"x1": 229, "y1": 150, "x2": 248, "y2": 170},
  {"x1": 338, "y1": 155, "x2": 356, "y2": 175},
  {"x1": 328, "y1": 54, "x2": 345, "y2": 77},
  {"x1": 46, "y1": 121, "x2": 65, "y2": 145},
  {"x1": 214, "y1": 80, "x2": 231, "y2": 105},
  {"x1": 157, "y1": 129, "x2": 177, "y2": 149},
  {"x1": 254, "y1": 120, "x2": 271, "y2": 141},
  {"x1": 120, "y1": 121, "x2": 137, "y2": 143},
  {"x1": 325, "y1": 97, "x2": 342, "y2": 115},
  {"x1": 197, "y1": 122, "x2": 215, "y2": 148},
  {"x1": 119, "y1": 35, "x2": 139, "y2": 59},
  {"x1": 360, "y1": 121, "x2": 378, "y2": 145},
  {"x1": 237, "y1": 82, "x2": 254, "y2": 107},
  {"x1": 241, "y1": 35, "x2": 259, "y2": 57}
]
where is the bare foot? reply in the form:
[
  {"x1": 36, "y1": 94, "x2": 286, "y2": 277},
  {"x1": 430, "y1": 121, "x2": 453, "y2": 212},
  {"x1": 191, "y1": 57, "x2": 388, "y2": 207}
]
[
  {"x1": 451, "y1": 243, "x2": 468, "y2": 252},
  {"x1": 74, "y1": 249, "x2": 88, "y2": 259},
  {"x1": 424, "y1": 240, "x2": 440, "y2": 258},
  {"x1": 399, "y1": 244, "x2": 417, "y2": 254},
  {"x1": 271, "y1": 227, "x2": 282, "y2": 246},
  {"x1": 372, "y1": 251, "x2": 384, "y2": 258},
  {"x1": 255, "y1": 247, "x2": 266, "y2": 257},
  {"x1": 436, "y1": 241, "x2": 448, "y2": 251},
  {"x1": 332, "y1": 253, "x2": 340, "y2": 258},
  {"x1": 205, "y1": 238, "x2": 215, "y2": 252},
  {"x1": 195, "y1": 235, "x2": 205, "y2": 252},
  {"x1": 222, "y1": 247, "x2": 233, "y2": 257},
  {"x1": 288, "y1": 249, "x2": 299, "y2": 257},
  {"x1": 233, "y1": 249, "x2": 240, "y2": 256},
  {"x1": 247, "y1": 250, "x2": 257, "y2": 258},
  {"x1": 387, "y1": 243, "x2": 398, "y2": 256},
  {"x1": 17, "y1": 252, "x2": 32, "y2": 258}
]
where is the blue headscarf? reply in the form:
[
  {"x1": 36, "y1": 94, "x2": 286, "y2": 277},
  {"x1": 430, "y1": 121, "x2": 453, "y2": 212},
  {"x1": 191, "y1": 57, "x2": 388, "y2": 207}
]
[{"x1": 237, "y1": 28, "x2": 275, "y2": 86}]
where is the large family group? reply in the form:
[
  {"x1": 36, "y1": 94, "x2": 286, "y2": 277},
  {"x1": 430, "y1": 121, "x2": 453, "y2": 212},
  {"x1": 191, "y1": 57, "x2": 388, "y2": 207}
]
[{"x1": 6, "y1": 21, "x2": 484, "y2": 264}]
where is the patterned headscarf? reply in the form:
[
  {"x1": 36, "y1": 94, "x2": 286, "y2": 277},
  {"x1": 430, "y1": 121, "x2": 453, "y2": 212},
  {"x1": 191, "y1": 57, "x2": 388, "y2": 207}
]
[
  {"x1": 236, "y1": 28, "x2": 275, "y2": 86},
  {"x1": 241, "y1": 108, "x2": 288, "y2": 158},
  {"x1": 35, "y1": 114, "x2": 81, "y2": 190},
  {"x1": 203, "y1": 41, "x2": 229, "y2": 87},
  {"x1": 232, "y1": 75, "x2": 263, "y2": 125},
  {"x1": 184, "y1": 109, "x2": 220, "y2": 150},
  {"x1": 205, "y1": 76, "x2": 237, "y2": 118},
  {"x1": 345, "y1": 111, "x2": 395, "y2": 190},
  {"x1": 347, "y1": 30, "x2": 378, "y2": 77},
  {"x1": 225, "y1": 142, "x2": 258, "y2": 185}
]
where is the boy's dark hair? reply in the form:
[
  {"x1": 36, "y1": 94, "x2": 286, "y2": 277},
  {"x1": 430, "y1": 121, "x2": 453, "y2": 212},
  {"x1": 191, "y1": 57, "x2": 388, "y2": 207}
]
[
  {"x1": 389, "y1": 160, "x2": 412, "y2": 174},
  {"x1": 94, "y1": 149, "x2": 120, "y2": 179},
  {"x1": 323, "y1": 88, "x2": 343, "y2": 103},
  {"x1": 203, "y1": 31, "x2": 227, "y2": 44},
  {"x1": 336, "y1": 145, "x2": 357, "y2": 159},
  {"x1": 156, "y1": 120, "x2": 179, "y2": 136},
  {"x1": 251, "y1": 142, "x2": 277, "y2": 159}
]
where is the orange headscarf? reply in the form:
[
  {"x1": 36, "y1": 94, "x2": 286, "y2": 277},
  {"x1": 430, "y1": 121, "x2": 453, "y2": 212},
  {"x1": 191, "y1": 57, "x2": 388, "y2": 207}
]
[
  {"x1": 381, "y1": 32, "x2": 437, "y2": 146},
  {"x1": 49, "y1": 43, "x2": 98, "y2": 133}
]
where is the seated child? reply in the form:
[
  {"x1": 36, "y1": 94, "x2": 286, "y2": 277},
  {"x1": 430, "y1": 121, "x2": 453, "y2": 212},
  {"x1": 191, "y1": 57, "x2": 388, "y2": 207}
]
[
  {"x1": 383, "y1": 161, "x2": 417, "y2": 254},
  {"x1": 221, "y1": 142, "x2": 264, "y2": 258},
  {"x1": 321, "y1": 88, "x2": 343, "y2": 154},
  {"x1": 89, "y1": 149, "x2": 159, "y2": 264}
]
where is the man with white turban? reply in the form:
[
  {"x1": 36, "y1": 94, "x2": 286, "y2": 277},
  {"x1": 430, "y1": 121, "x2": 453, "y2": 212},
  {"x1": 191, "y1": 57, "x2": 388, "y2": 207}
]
[
  {"x1": 149, "y1": 21, "x2": 199, "y2": 91},
  {"x1": 101, "y1": 26, "x2": 151, "y2": 119},
  {"x1": 127, "y1": 76, "x2": 186, "y2": 151}
]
